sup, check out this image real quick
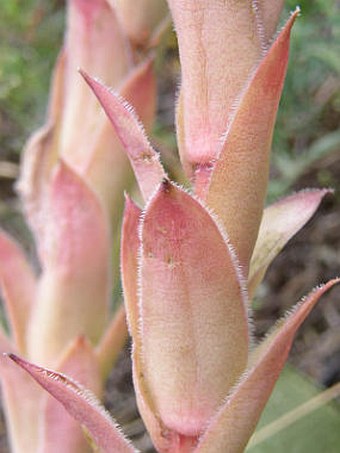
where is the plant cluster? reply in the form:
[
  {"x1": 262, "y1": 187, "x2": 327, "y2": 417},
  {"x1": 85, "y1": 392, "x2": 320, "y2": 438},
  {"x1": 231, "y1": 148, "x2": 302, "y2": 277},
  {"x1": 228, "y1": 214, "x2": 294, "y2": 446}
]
[{"x1": 0, "y1": 1, "x2": 338, "y2": 452}]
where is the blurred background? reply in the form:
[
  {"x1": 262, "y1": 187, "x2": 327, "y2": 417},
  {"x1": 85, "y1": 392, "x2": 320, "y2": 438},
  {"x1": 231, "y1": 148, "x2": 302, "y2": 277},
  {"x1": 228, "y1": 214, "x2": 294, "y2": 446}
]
[{"x1": 0, "y1": 0, "x2": 339, "y2": 451}]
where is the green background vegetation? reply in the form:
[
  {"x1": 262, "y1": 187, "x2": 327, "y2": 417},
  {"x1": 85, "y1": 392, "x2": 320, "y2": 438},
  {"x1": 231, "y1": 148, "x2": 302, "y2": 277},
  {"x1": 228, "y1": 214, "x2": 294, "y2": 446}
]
[{"x1": 0, "y1": 1, "x2": 64, "y2": 158}]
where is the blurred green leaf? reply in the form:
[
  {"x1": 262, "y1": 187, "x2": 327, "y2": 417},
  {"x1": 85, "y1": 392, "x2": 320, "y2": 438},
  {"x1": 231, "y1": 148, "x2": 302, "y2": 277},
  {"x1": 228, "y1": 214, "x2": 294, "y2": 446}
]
[
  {"x1": 247, "y1": 366, "x2": 340, "y2": 453},
  {"x1": 0, "y1": 1, "x2": 64, "y2": 156},
  {"x1": 270, "y1": 0, "x2": 340, "y2": 194}
]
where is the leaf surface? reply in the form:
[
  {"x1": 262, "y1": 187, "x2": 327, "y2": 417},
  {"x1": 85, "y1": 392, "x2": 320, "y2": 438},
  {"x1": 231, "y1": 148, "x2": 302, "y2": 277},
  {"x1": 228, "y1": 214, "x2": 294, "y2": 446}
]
[
  {"x1": 256, "y1": 0, "x2": 286, "y2": 45},
  {"x1": 82, "y1": 72, "x2": 166, "y2": 202},
  {"x1": 140, "y1": 181, "x2": 249, "y2": 436},
  {"x1": 27, "y1": 162, "x2": 110, "y2": 365},
  {"x1": 248, "y1": 189, "x2": 331, "y2": 297},
  {"x1": 168, "y1": 0, "x2": 263, "y2": 176},
  {"x1": 196, "y1": 279, "x2": 339, "y2": 453},
  {"x1": 0, "y1": 354, "x2": 42, "y2": 453},
  {"x1": 39, "y1": 337, "x2": 102, "y2": 453},
  {"x1": 7, "y1": 354, "x2": 137, "y2": 453},
  {"x1": 205, "y1": 11, "x2": 298, "y2": 270},
  {"x1": 0, "y1": 232, "x2": 36, "y2": 352}
]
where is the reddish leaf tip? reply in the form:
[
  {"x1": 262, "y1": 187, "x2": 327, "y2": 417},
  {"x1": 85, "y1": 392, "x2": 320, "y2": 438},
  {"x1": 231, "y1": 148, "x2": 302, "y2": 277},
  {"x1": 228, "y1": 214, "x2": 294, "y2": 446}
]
[
  {"x1": 124, "y1": 192, "x2": 141, "y2": 209},
  {"x1": 5, "y1": 352, "x2": 22, "y2": 365},
  {"x1": 54, "y1": 158, "x2": 76, "y2": 178},
  {"x1": 78, "y1": 67, "x2": 92, "y2": 84},
  {"x1": 294, "y1": 5, "x2": 301, "y2": 16},
  {"x1": 160, "y1": 178, "x2": 172, "y2": 194},
  {"x1": 287, "y1": 7, "x2": 300, "y2": 29},
  {"x1": 79, "y1": 69, "x2": 106, "y2": 97}
]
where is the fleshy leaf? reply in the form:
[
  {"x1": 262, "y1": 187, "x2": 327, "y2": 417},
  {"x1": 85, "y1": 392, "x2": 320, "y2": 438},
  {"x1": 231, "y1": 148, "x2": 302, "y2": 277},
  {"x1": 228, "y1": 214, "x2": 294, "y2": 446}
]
[
  {"x1": 6, "y1": 354, "x2": 137, "y2": 453},
  {"x1": 0, "y1": 232, "x2": 36, "y2": 353},
  {"x1": 80, "y1": 57, "x2": 157, "y2": 216},
  {"x1": 139, "y1": 180, "x2": 249, "y2": 437},
  {"x1": 58, "y1": 0, "x2": 133, "y2": 222},
  {"x1": 121, "y1": 195, "x2": 142, "y2": 339},
  {"x1": 114, "y1": 0, "x2": 168, "y2": 47},
  {"x1": 205, "y1": 11, "x2": 298, "y2": 270},
  {"x1": 17, "y1": 50, "x2": 65, "y2": 241},
  {"x1": 196, "y1": 278, "x2": 340, "y2": 453},
  {"x1": 248, "y1": 189, "x2": 331, "y2": 297},
  {"x1": 119, "y1": 57, "x2": 157, "y2": 132},
  {"x1": 95, "y1": 305, "x2": 128, "y2": 380},
  {"x1": 120, "y1": 195, "x2": 172, "y2": 451},
  {"x1": 256, "y1": 0, "x2": 286, "y2": 45},
  {"x1": 17, "y1": 123, "x2": 59, "y2": 256},
  {"x1": 27, "y1": 162, "x2": 110, "y2": 365},
  {"x1": 39, "y1": 336, "x2": 102, "y2": 453},
  {"x1": 132, "y1": 345, "x2": 177, "y2": 453},
  {"x1": 60, "y1": 0, "x2": 132, "y2": 160},
  {"x1": 0, "y1": 354, "x2": 42, "y2": 453},
  {"x1": 81, "y1": 71, "x2": 166, "y2": 202},
  {"x1": 18, "y1": 0, "x2": 140, "y2": 226},
  {"x1": 168, "y1": 0, "x2": 263, "y2": 176},
  {"x1": 0, "y1": 328, "x2": 13, "y2": 354},
  {"x1": 18, "y1": 0, "x2": 134, "y2": 228}
]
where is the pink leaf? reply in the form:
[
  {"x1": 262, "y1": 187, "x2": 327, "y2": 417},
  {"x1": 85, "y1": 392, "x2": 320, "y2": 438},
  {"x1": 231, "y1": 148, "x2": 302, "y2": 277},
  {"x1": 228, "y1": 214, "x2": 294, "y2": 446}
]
[
  {"x1": 132, "y1": 338, "x2": 173, "y2": 453},
  {"x1": 121, "y1": 195, "x2": 174, "y2": 451},
  {"x1": 6, "y1": 354, "x2": 137, "y2": 453},
  {"x1": 0, "y1": 354, "x2": 42, "y2": 452},
  {"x1": 139, "y1": 180, "x2": 249, "y2": 437},
  {"x1": 60, "y1": 0, "x2": 132, "y2": 160},
  {"x1": 119, "y1": 57, "x2": 157, "y2": 132},
  {"x1": 196, "y1": 278, "x2": 340, "y2": 453},
  {"x1": 81, "y1": 71, "x2": 166, "y2": 202},
  {"x1": 0, "y1": 232, "x2": 36, "y2": 353},
  {"x1": 249, "y1": 188, "x2": 331, "y2": 297},
  {"x1": 17, "y1": 50, "x2": 65, "y2": 241},
  {"x1": 0, "y1": 329, "x2": 13, "y2": 354},
  {"x1": 39, "y1": 337, "x2": 102, "y2": 452},
  {"x1": 168, "y1": 0, "x2": 263, "y2": 176},
  {"x1": 205, "y1": 11, "x2": 298, "y2": 271},
  {"x1": 256, "y1": 0, "x2": 286, "y2": 45},
  {"x1": 17, "y1": 49, "x2": 65, "y2": 236},
  {"x1": 121, "y1": 195, "x2": 142, "y2": 339},
  {"x1": 95, "y1": 305, "x2": 128, "y2": 380},
  {"x1": 27, "y1": 162, "x2": 110, "y2": 365},
  {"x1": 80, "y1": 57, "x2": 157, "y2": 215},
  {"x1": 113, "y1": 0, "x2": 169, "y2": 47},
  {"x1": 17, "y1": 122, "x2": 59, "y2": 256}
]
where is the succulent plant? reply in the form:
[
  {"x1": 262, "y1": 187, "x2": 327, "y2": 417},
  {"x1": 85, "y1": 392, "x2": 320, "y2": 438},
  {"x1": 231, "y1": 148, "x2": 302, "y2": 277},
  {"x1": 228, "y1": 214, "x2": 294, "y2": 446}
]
[{"x1": 1, "y1": 1, "x2": 338, "y2": 452}]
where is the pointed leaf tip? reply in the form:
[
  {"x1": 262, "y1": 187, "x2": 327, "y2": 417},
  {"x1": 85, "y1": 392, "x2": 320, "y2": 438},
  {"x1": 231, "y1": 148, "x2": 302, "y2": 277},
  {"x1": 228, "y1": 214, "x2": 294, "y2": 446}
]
[
  {"x1": 81, "y1": 70, "x2": 166, "y2": 202},
  {"x1": 206, "y1": 10, "x2": 298, "y2": 271},
  {"x1": 196, "y1": 278, "x2": 340, "y2": 453},
  {"x1": 0, "y1": 352, "x2": 42, "y2": 452},
  {"x1": 60, "y1": 0, "x2": 133, "y2": 156},
  {"x1": 6, "y1": 354, "x2": 137, "y2": 453},
  {"x1": 40, "y1": 336, "x2": 103, "y2": 451},
  {"x1": 249, "y1": 188, "x2": 332, "y2": 297},
  {"x1": 27, "y1": 160, "x2": 110, "y2": 364},
  {"x1": 119, "y1": 57, "x2": 157, "y2": 132},
  {"x1": 168, "y1": 0, "x2": 264, "y2": 176},
  {"x1": 160, "y1": 178, "x2": 172, "y2": 193}
]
